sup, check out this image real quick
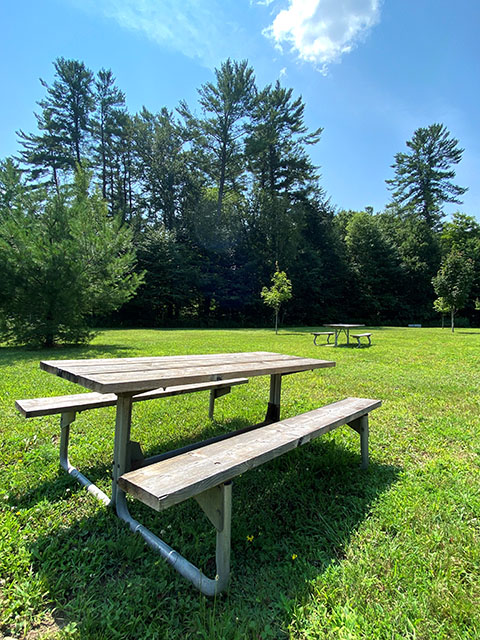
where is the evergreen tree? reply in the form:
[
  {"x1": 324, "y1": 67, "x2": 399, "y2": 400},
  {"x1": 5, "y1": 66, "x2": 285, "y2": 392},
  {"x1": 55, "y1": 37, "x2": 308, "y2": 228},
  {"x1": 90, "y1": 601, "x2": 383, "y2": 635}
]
[
  {"x1": 386, "y1": 123, "x2": 466, "y2": 228},
  {"x1": 92, "y1": 68, "x2": 128, "y2": 209},
  {"x1": 245, "y1": 81, "x2": 322, "y2": 270},
  {"x1": 178, "y1": 59, "x2": 255, "y2": 225},
  {"x1": 18, "y1": 58, "x2": 95, "y2": 187},
  {"x1": 0, "y1": 170, "x2": 142, "y2": 347},
  {"x1": 133, "y1": 107, "x2": 190, "y2": 229}
]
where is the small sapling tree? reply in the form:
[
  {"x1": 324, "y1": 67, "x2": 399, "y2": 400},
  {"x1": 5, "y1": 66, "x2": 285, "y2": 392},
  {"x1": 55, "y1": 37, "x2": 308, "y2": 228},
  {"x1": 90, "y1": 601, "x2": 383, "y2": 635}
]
[
  {"x1": 261, "y1": 263, "x2": 292, "y2": 334},
  {"x1": 433, "y1": 297, "x2": 451, "y2": 329}
]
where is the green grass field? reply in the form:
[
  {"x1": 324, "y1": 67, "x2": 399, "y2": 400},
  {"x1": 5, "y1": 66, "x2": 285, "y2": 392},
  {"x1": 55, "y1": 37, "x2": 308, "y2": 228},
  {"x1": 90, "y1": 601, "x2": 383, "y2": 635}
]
[{"x1": 1, "y1": 327, "x2": 479, "y2": 639}]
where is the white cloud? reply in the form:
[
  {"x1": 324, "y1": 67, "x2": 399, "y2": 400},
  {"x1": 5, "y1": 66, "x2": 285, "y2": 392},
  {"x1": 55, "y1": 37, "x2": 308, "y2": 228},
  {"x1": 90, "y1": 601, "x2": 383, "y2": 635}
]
[
  {"x1": 71, "y1": 0, "x2": 234, "y2": 68},
  {"x1": 264, "y1": 0, "x2": 382, "y2": 73}
]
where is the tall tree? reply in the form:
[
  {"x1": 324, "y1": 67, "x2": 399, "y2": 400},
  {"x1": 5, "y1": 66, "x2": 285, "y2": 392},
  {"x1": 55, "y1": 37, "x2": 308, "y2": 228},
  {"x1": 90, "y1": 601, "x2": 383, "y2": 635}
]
[
  {"x1": 92, "y1": 68, "x2": 127, "y2": 206},
  {"x1": 178, "y1": 59, "x2": 255, "y2": 225},
  {"x1": 245, "y1": 81, "x2": 322, "y2": 269},
  {"x1": 18, "y1": 58, "x2": 95, "y2": 188},
  {"x1": 133, "y1": 107, "x2": 190, "y2": 230},
  {"x1": 386, "y1": 123, "x2": 467, "y2": 228}
]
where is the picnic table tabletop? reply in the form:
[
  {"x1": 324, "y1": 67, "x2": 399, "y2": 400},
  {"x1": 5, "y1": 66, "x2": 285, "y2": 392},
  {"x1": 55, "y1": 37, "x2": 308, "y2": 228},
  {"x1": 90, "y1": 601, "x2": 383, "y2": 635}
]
[{"x1": 40, "y1": 351, "x2": 336, "y2": 395}]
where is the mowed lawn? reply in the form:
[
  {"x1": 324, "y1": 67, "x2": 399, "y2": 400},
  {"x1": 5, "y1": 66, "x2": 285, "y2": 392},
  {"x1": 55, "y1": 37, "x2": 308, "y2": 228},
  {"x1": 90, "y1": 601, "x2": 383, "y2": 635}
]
[{"x1": 1, "y1": 327, "x2": 479, "y2": 639}]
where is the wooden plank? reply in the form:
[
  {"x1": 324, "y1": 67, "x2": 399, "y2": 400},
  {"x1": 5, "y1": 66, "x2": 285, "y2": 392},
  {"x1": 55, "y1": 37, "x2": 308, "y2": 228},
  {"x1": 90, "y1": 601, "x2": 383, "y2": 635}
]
[
  {"x1": 118, "y1": 397, "x2": 381, "y2": 512},
  {"x1": 40, "y1": 352, "x2": 295, "y2": 375},
  {"x1": 16, "y1": 378, "x2": 249, "y2": 418},
  {"x1": 40, "y1": 356, "x2": 336, "y2": 395}
]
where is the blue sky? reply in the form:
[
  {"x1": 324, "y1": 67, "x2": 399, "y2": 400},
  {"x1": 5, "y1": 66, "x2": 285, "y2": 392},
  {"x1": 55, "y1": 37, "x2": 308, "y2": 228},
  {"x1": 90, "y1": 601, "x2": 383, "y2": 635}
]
[{"x1": 1, "y1": 0, "x2": 479, "y2": 219}]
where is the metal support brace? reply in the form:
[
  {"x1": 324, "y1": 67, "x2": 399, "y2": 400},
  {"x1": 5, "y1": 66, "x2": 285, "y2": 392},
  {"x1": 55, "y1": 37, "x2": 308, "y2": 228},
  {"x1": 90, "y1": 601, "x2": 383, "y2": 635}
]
[
  {"x1": 116, "y1": 482, "x2": 233, "y2": 596},
  {"x1": 265, "y1": 373, "x2": 282, "y2": 423},
  {"x1": 59, "y1": 411, "x2": 111, "y2": 505},
  {"x1": 348, "y1": 415, "x2": 369, "y2": 469},
  {"x1": 111, "y1": 393, "x2": 133, "y2": 507}
]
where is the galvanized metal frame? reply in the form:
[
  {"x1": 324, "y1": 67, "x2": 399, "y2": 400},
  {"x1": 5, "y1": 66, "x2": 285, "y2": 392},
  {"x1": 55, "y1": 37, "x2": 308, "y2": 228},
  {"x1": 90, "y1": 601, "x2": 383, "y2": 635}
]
[{"x1": 55, "y1": 370, "x2": 371, "y2": 596}]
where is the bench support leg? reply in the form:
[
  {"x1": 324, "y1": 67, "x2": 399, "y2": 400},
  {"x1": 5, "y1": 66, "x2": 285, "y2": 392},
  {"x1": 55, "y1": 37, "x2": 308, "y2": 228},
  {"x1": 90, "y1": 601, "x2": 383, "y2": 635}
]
[
  {"x1": 116, "y1": 483, "x2": 232, "y2": 596},
  {"x1": 209, "y1": 386, "x2": 232, "y2": 420},
  {"x1": 348, "y1": 415, "x2": 369, "y2": 469},
  {"x1": 59, "y1": 411, "x2": 111, "y2": 506},
  {"x1": 111, "y1": 393, "x2": 133, "y2": 507},
  {"x1": 195, "y1": 482, "x2": 232, "y2": 590}
]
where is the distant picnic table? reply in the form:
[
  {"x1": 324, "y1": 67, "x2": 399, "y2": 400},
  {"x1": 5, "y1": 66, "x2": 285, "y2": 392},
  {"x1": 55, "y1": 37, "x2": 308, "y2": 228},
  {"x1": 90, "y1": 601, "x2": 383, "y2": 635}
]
[{"x1": 322, "y1": 324, "x2": 365, "y2": 347}]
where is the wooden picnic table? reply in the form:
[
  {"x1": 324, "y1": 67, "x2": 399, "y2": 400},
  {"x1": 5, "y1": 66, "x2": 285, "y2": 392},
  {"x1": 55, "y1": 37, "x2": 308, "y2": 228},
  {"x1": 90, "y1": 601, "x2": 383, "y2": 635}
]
[
  {"x1": 40, "y1": 352, "x2": 334, "y2": 502},
  {"x1": 34, "y1": 351, "x2": 383, "y2": 595},
  {"x1": 323, "y1": 324, "x2": 365, "y2": 347}
]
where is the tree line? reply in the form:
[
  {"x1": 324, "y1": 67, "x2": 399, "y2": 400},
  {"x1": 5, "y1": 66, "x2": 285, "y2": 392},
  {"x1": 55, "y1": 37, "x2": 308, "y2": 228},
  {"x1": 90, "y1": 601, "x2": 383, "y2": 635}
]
[{"x1": 0, "y1": 57, "x2": 479, "y2": 345}]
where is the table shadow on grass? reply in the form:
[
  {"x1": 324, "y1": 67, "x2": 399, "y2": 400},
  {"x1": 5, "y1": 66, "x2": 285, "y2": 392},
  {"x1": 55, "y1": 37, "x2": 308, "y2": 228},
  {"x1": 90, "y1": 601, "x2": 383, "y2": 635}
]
[
  {"x1": 10, "y1": 416, "x2": 261, "y2": 509},
  {"x1": 26, "y1": 441, "x2": 400, "y2": 639}
]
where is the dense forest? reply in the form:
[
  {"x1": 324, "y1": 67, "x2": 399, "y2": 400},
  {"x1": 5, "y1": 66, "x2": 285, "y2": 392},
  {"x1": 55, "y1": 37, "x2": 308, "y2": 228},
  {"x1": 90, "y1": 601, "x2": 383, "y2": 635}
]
[{"x1": 1, "y1": 57, "x2": 479, "y2": 345}]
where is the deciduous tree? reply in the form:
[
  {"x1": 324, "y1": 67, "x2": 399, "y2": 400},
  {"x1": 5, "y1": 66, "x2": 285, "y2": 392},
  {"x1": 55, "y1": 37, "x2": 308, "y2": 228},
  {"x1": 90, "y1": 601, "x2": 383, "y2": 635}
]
[{"x1": 432, "y1": 251, "x2": 474, "y2": 332}]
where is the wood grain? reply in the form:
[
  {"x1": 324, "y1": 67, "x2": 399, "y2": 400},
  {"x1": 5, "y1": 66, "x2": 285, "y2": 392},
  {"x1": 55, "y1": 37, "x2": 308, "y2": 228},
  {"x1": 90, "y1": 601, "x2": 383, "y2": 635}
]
[
  {"x1": 118, "y1": 397, "x2": 381, "y2": 512},
  {"x1": 40, "y1": 353, "x2": 335, "y2": 394},
  {"x1": 16, "y1": 378, "x2": 249, "y2": 418}
]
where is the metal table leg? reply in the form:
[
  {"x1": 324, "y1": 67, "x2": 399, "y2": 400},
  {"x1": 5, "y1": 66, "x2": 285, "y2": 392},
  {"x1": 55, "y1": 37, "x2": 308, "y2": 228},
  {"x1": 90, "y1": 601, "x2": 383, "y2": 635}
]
[{"x1": 265, "y1": 373, "x2": 282, "y2": 422}]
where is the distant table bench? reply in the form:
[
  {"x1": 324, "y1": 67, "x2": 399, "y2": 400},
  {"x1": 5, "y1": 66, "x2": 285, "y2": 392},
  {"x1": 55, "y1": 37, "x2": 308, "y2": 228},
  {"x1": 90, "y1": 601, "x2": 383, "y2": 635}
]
[
  {"x1": 323, "y1": 324, "x2": 365, "y2": 347},
  {"x1": 311, "y1": 331, "x2": 335, "y2": 345},
  {"x1": 351, "y1": 333, "x2": 372, "y2": 347}
]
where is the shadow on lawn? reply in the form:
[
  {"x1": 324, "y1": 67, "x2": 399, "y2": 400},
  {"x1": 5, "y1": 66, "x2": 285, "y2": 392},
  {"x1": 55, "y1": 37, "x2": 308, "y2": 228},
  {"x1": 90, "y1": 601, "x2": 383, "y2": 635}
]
[
  {"x1": 11, "y1": 416, "x2": 259, "y2": 509},
  {"x1": 25, "y1": 440, "x2": 400, "y2": 639},
  {"x1": 0, "y1": 343, "x2": 136, "y2": 367}
]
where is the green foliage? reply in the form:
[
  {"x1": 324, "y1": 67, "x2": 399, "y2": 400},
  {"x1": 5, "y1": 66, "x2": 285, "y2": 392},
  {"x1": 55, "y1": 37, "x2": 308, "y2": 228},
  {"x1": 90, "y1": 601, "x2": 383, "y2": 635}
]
[
  {"x1": 432, "y1": 251, "x2": 474, "y2": 332},
  {"x1": 261, "y1": 265, "x2": 292, "y2": 333},
  {"x1": 344, "y1": 211, "x2": 403, "y2": 321},
  {"x1": 0, "y1": 170, "x2": 142, "y2": 346},
  {"x1": 386, "y1": 123, "x2": 466, "y2": 228},
  {"x1": 7, "y1": 56, "x2": 480, "y2": 329}
]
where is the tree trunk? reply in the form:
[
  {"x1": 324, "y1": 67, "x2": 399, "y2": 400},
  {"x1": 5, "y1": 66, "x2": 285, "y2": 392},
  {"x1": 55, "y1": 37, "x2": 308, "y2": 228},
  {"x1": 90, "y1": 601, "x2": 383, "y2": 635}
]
[
  {"x1": 451, "y1": 308, "x2": 455, "y2": 333},
  {"x1": 275, "y1": 310, "x2": 278, "y2": 334},
  {"x1": 441, "y1": 314, "x2": 444, "y2": 329}
]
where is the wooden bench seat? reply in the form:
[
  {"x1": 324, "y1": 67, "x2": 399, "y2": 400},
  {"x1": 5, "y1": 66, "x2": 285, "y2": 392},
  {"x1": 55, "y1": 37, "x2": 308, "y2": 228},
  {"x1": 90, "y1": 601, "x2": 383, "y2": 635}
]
[
  {"x1": 15, "y1": 378, "x2": 249, "y2": 509},
  {"x1": 15, "y1": 378, "x2": 249, "y2": 419},
  {"x1": 117, "y1": 397, "x2": 380, "y2": 595},
  {"x1": 119, "y1": 396, "x2": 381, "y2": 512},
  {"x1": 311, "y1": 331, "x2": 335, "y2": 345},
  {"x1": 351, "y1": 333, "x2": 372, "y2": 347}
]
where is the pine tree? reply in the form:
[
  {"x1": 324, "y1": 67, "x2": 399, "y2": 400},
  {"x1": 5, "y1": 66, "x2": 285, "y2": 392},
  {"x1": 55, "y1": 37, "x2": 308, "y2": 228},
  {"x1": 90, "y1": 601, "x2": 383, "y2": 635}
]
[
  {"x1": 386, "y1": 123, "x2": 467, "y2": 228},
  {"x1": 18, "y1": 58, "x2": 95, "y2": 188}
]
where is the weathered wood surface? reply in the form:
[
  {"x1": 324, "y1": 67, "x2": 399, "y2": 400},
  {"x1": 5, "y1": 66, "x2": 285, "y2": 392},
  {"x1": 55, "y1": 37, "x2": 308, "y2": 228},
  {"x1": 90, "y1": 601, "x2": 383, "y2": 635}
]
[
  {"x1": 351, "y1": 333, "x2": 372, "y2": 338},
  {"x1": 118, "y1": 397, "x2": 381, "y2": 512},
  {"x1": 40, "y1": 352, "x2": 335, "y2": 394},
  {"x1": 311, "y1": 332, "x2": 334, "y2": 336},
  {"x1": 15, "y1": 378, "x2": 249, "y2": 418}
]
